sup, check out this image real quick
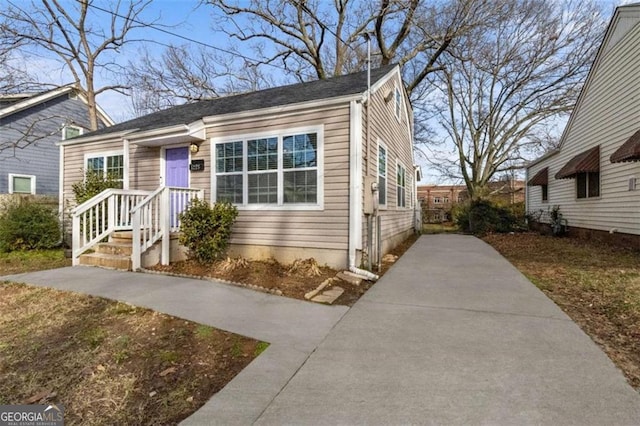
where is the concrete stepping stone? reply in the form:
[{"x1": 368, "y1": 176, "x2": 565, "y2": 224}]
[{"x1": 311, "y1": 286, "x2": 344, "y2": 304}]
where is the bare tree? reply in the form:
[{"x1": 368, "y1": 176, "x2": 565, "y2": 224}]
[
  {"x1": 424, "y1": 0, "x2": 605, "y2": 199},
  {"x1": 127, "y1": 45, "x2": 274, "y2": 117},
  {"x1": 156, "y1": 0, "x2": 490, "y2": 96},
  {"x1": 1, "y1": 0, "x2": 155, "y2": 130},
  {"x1": 127, "y1": 0, "x2": 493, "y2": 119}
]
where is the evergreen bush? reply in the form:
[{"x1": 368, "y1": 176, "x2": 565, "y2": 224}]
[
  {"x1": 179, "y1": 199, "x2": 238, "y2": 264},
  {"x1": 0, "y1": 200, "x2": 61, "y2": 251},
  {"x1": 453, "y1": 199, "x2": 523, "y2": 235},
  {"x1": 71, "y1": 171, "x2": 122, "y2": 205}
]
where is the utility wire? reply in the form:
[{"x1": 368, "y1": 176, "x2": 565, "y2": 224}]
[{"x1": 85, "y1": 2, "x2": 288, "y2": 72}]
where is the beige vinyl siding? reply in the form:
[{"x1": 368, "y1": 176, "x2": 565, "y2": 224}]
[
  {"x1": 189, "y1": 141, "x2": 210, "y2": 201},
  {"x1": 130, "y1": 144, "x2": 160, "y2": 191},
  {"x1": 62, "y1": 138, "x2": 125, "y2": 209},
  {"x1": 207, "y1": 104, "x2": 351, "y2": 252},
  {"x1": 361, "y1": 72, "x2": 415, "y2": 251},
  {"x1": 527, "y1": 20, "x2": 640, "y2": 235}
]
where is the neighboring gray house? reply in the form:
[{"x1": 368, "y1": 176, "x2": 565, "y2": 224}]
[
  {"x1": 0, "y1": 84, "x2": 113, "y2": 197},
  {"x1": 526, "y1": 4, "x2": 640, "y2": 247}
]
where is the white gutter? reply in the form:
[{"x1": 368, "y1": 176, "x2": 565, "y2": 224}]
[
  {"x1": 348, "y1": 99, "x2": 379, "y2": 281},
  {"x1": 59, "y1": 131, "x2": 136, "y2": 146}
]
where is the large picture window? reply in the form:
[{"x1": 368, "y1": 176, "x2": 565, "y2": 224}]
[{"x1": 213, "y1": 127, "x2": 322, "y2": 209}]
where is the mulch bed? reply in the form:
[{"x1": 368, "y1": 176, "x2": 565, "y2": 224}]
[{"x1": 150, "y1": 234, "x2": 419, "y2": 306}]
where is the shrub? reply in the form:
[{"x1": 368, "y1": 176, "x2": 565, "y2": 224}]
[
  {"x1": 179, "y1": 198, "x2": 238, "y2": 264},
  {"x1": 0, "y1": 200, "x2": 61, "y2": 251},
  {"x1": 72, "y1": 171, "x2": 122, "y2": 205},
  {"x1": 454, "y1": 199, "x2": 523, "y2": 236}
]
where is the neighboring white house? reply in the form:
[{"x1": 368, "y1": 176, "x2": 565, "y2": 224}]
[
  {"x1": 61, "y1": 65, "x2": 420, "y2": 271},
  {"x1": 526, "y1": 4, "x2": 640, "y2": 246},
  {"x1": 526, "y1": 3, "x2": 640, "y2": 247}
]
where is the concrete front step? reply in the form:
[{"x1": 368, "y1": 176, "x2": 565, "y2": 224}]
[
  {"x1": 96, "y1": 242, "x2": 132, "y2": 256},
  {"x1": 110, "y1": 230, "x2": 155, "y2": 244},
  {"x1": 79, "y1": 252, "x2": 132, "y2": 271}
]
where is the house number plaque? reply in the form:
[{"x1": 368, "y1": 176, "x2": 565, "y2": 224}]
[{"x1": 190, "y1": 160, "x2": 205, "y2": 172}]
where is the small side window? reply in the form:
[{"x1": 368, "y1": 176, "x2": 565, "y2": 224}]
[
  {"x1": 8, "y1": 174, "x2": 36, "y2": 194},
  {"x1": 394, "y1": 87, "x2": 402, "y2": 120},
  {"x1": 62, "y1": 125, "x2": 83, "y2": 140}
]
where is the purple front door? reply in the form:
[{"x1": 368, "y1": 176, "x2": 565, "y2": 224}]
[
  {"x1": 165, "y1": 147, "x2": 189, "y2": 188},
  {"x1": 165, "y1": 147, "x2": 189, "y2": 227}
]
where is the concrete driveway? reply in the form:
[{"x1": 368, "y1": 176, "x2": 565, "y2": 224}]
[
  {"x1": 255, "y1": 235, "x2": 640, "y2": 425},
  {"x1": 4, "y1": 234, "x2": 640, "y2": 425}
]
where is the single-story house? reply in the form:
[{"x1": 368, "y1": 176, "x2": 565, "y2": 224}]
[
  {"x1": 526, "y1": 3, "x2": 640, "y2": 248},
  {"x1": 0, "y1": 84, "x2": 112, "y2": 197},
  {"x1": 62, "y1": 64, "x2": 420, "y2": 272}
]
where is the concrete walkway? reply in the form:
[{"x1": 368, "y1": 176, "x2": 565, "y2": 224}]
[
  {"x1": 2, "y1": 267, "x2": 348, "y2": 425},
  {"x1": 4, "y1": 235, "x2": 640, "y2": 425},
  {"x1": 255, "y1": 235, "x2": 640, "y2": 425}
]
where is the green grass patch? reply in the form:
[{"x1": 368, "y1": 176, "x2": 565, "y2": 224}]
[
  {"x1": 254, "y1": 341, "x2": 270, "y2": 356},
  {"x1": 0, "y1": 249, "x2": 70, "y2": 275},
  {"x1": 422, "y1": 223, "x2": 459, "y2": 234}
]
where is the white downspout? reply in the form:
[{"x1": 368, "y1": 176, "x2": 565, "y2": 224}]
[{"x1": 349, "y1": 100, "x2": 379, "y2": 281}]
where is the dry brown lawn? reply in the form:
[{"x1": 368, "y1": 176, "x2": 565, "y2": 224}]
[
  {"x1": 0, "y1": 251, "x2": 265, "y2": 425},
  {"x1": 484, "y1": 232, "x2": 640, "y2": 389}
]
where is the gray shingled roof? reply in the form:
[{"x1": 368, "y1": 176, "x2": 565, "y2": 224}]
[{"x1": 87, "y1": 64, "x2": 397, "y2": 139}]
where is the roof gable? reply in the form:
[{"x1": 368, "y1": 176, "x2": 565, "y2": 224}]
[
  {"x1": 555, "y1": 4, "x2": 640, "y2": 153},
  {"x1": 79, "y1": 64, "x2": 398, "y2": 141},
  {"x1": 0, "y1": 84, "x2": 114, "y2": 127}
]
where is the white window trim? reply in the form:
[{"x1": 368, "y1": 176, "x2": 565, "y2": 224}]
[
  {"x1": 62, "y1": 124, "x2": 84, "y2": 140},
  {"x1": 396, "y1": 160, "x2": 407, "y2": 209},
  {"x1": 8, "y1": 173, "x2": 36, "y2": 194},
  {"x1": 211, "y1": 125, "x2": 324, "y2": 211},
  {"x1": 377, "y1": 139, "x2": 388, "y2": 210},
  {"x1": 83, "y1": 150, "x2": 124, "y2": 181}
]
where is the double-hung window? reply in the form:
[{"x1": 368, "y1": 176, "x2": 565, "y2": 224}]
[
  {"x1": 396, "y1": 162, "x2": 406, "y2": 208},
  {"x1": 215, "y1": 141, "x2": 243, "y2": 204},
  {"x1": 576, "y1": 172, "x2": 599, "y2": 199},
  {"x1": 85, "y1": 151, "x2": 124, "y2": 183},
  {"x1": 214, "y1": 127, "x2": 322, "y2": 209}
]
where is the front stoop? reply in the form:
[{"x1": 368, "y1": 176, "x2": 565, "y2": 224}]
[{"x1": 78, "y1": 231, "x2": 134, "y2": 271}]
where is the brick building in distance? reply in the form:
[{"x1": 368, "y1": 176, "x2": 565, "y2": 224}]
[{"x1": 417, "y1": 179, "x2": 525, "y2": 222}]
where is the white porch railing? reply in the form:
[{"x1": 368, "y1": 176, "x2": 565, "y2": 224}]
[
  {"x1": 130, "y1": 186, "x2": 204, "y2": 271},
  {"x1": 71, "y1": 188, "x2": 151, "y2": 265}
]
